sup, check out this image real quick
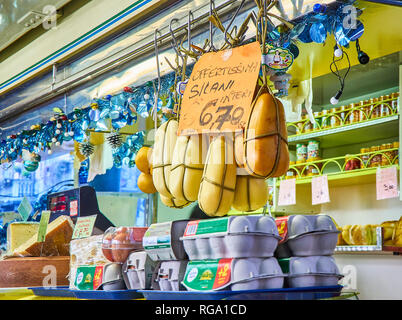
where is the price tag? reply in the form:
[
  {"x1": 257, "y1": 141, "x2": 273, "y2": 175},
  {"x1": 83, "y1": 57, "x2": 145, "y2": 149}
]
[
  {"x1": 72, "y1": 215, "x2": 97, "y2": 239},
  {"x1": 376, "y1": 166, "x2": 399, "y2": 200},
  {"x1": 37, "y1": 211, "x2": 51, "y2": 243},
  {"x1": 278, "y1": 179, "x2": 296, "y2": 206},
  {"x1": 17, "y1": 196, "x2": 32, "y2": 221},
  {"x1": 311, "y1": 175, "x2": 330, "y2": 205},
  {"x1": 178, "y1": 41, "x2": 261, "y2": 135}
]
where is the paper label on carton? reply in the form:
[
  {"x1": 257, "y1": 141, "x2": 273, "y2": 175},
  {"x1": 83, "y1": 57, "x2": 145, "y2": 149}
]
[
  {"x1": 376, "y1": 166, "x2": 399, "y2": 200},
  {"x1": 275, "y1": 216, "x2": 289, "y2": 244},
  {"x1": 75, "y1": 265, "x2": 105, "y2": 290},
  {"x1": 183, "y1": 218, "x2": 229, "y2": 238},
  {"x1": 143, "y1": 222, "x2": 172, "y2": 251},
  {"x1": 183, "y1": 259, "x2": 232, "y2": 291}
]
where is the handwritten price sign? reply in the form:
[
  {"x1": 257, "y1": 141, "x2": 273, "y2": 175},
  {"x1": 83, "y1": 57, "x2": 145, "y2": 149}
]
[
  {"x1": 278, "y1": 178, "x2": 296, "y2": 206},
  {"x1": 178, "y1": 42, "x2": 261, "y2": 135},
  {"x1": 376, "y1": 166, "x2": 399, "y2": 200},
  {"x1": 311, "y1": 175, "x2": 330, "y2": 205},
  {"x1": 72, "y1": 215, "x2": 97, "y2": 239}
]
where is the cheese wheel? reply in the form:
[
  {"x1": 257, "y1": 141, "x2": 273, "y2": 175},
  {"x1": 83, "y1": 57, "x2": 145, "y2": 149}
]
[
  {"x1": 244, "y1": 89, "x2": 289, "y2": 178},
  {"x1": 160, "y1": 194, "x2": 191, "y2": 209},
  {"x1": 137, "y1": 172, "x2": 157, "y2": 194},
  {"x1": 232, "y1": 175, "x2": 268, "y2": 212},
  {"x1": 170, "y1": 134, "x2": 206, "y2": 202},
  {"x1": 198, "y1": 135, "x2": 237, "y2": 217},
  {"x1": 152, "y1": 119, "x2": 178, "y2": 197}
]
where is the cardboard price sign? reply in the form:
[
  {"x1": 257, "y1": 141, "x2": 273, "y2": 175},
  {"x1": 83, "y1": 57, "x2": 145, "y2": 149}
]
[
  {"x1": 311, "y1": 175, "x2": 330, "y2": 205},
  {"x1": 72, "y1": 215, "x2": 97, "y2": 239},
  {"x1": 178, "y1": 41, "x2": 261, "y2": 135},
  {"x1": 278, "y1": 178, "x2": 296, "y2": 206},
  {"x1": 376, "y1": 166, "x2": 399, "y2": 200}
]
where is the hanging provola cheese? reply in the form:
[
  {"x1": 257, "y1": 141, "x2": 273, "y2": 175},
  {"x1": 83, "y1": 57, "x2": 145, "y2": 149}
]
[
  {"x1": 152, "y1": 119, "x2": 178, "y2": 198},
  {"x1": 234, "y1": 130, "x2": 246, "y2": 168},
  {"x1": 232, "y1": 175, "x2": 269, "y2": 212},
  {"x1": 169, "y1": 134, "x2": 206, "y2": 202},
  {"x1": 198, "y1": 135, "x2": 237, "y2": 217},
  {"x1": 160, "y1": 194, "x2": 191, "y2": 209},
  {"x1": 244, "y1": 88, "x2": 289, "y2": 178}
]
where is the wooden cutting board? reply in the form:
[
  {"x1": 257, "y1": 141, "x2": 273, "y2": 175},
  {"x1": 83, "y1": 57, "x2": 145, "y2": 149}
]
[{"x1": 0, "y1": 256, "x2": 70, "y2": 288}]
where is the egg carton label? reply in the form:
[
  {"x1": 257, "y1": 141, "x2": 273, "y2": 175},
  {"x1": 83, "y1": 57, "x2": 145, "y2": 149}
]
[
  {"x1": 275, "y1": 216, "x2": 289, "y2": 243},
  {"x1": 183, "y1": 218, "x2": 230, "y2": 238},
  {"x1": 143, "y1": 221, "x2": 173, "y2": 250},
  {"x1": 74, "y1": 265, "x2": 104, "y2": 290},
  {"x1": 183, "y1": 259, "x2": 233, "y2": 291}
]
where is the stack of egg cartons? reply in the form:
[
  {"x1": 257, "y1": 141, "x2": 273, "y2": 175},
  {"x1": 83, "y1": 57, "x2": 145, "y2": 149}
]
[
  {"x1": 142, "y1": 220, "x2": 190, "y2": 291},
  {"x1": 275, "y1": 214, "x2": 343, "y2": 288},
  {"x1": 179, "y1": 215, "x2": 286, "y2": 292}
]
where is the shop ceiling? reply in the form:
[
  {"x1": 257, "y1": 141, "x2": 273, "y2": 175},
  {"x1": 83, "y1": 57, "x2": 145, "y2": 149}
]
[{"x1": 0, "y1": 0, "x2": 73, "y2": 53}]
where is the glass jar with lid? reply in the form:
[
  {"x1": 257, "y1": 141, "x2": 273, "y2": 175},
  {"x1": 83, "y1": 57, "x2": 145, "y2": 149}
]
[
  {"x1": 286, "y1": 161, "x2": 298, "y2": 179},
  {"x1": 360, "y1": 148, "x2": 370, "y2": 168},
  {"x1": 380, "y1": 95, "x2": 392, "y2": 117},
  {"x1": 368, "y1": 145, "x2": 381, "y2": 167},
  {"x1": 380, "y1": 144, "x2": 393, "y2": 166},
  {"x1": 312, "y1": 112, "x2": 321, "y2": 131},
  {"x1": 321, "y1": 110, "x2": 330, "y2": 129},
  {"x1": 345, "y1": 154, "x2": 361, "y2": 171},
  {"x1": 392, "y1": 141, "x2": 399, "y2": 164},
  {"x1": 357, "y1": 101, "x2": 369, "y2": 121},
  {"x1": 391, "y1": 92, "x2": 399, "y2": 113},
  {"x1": 370, "y1": 97, "x2": 381, "y2": 119},
  {"x1": 296, "y1": 115, "x2": 307, "y2": 134},
  {"x1": 346, "y1": 103, "x2": 360, "y2": 124},
  {"x1": 329, "y1": 107, "x2": 340, "y2": 128}
]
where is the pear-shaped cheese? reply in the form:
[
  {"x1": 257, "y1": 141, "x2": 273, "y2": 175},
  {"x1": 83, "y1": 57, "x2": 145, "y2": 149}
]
[
  {"x1": 244, "y1": 90, "x2": 289, "y2": 178},
  {"x1": 152, "y1": 119, "x2": 178, "y2": 197},
  {"x1": 198, "y1": 135, "x2": 237, "y2": 217},
  {"x1": 170, "y1": 134, "x2": 206, "y2": 202},
  {"x1": 232, "y1": 175, "x2": 268, "y2": 212},
  {"x1": 160, "y1": 194, "x2": 191, "y2": 209}
]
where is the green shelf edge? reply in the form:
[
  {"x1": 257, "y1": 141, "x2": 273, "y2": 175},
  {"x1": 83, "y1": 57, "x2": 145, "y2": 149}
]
[{"x1": 287, "y1": 115, "x2": 399, "y2": 143}]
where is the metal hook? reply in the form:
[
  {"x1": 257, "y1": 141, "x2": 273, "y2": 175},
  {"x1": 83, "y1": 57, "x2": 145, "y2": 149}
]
[
  {"x1": 153, "y1": 29, "x2": 162, "y2": 129},
  {"x1": 209, "y1": 0, "x2": 216, "y2": 51},
  {"x1": 223, "y1": 0, "x2": 246, "y2": 47},
  {"x1": 169, "y1": 18, "x2": 184, "y2": 63},
  {"x1": 187, "y1": 10, "x2": 194, "y2": 52}
]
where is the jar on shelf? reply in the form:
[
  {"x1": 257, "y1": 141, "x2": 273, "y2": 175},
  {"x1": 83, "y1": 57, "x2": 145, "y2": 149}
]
[
  {"x1": 345, "y1": 154, "x2": 361, "y2": 171},
  {"x1": 338, "y1": 105, "x2": 347, "y2": 123},
  {"x1": 307, "y1": 140, "x2": 320, "y2": 161},
  {"x1": 370, "y1": 97, "x2": 381, "y2": 119},
  {"x1": 295, "y1": 160, "x2": 306, "y2": 176},
  {"x1": 329, "y1": 107, "x2": 340, "y2": 128},
  {"x1": 312, "y1": 112, "x2": 321, "y2": 131},
  {"x1": 296, "y1": 144, "x2": 308, "y2": 162},
  {"x1": 392, "y1": 141, "x2": 399, "y2": 164},
  {"x1": 306, "y1": 165, "x2": 320, "y2": 177},
  {"x1": 368, "y1": 145, "x2": 382, "y2": 167},
  {"x1": 381, "y1": 143, "x2": 394, "y2": 166},
  {"x1": 286, "y1": 161, "x2": 297, "y2": 179},
  {"x1": 321, "y1": 110, "x2": 330, "y2": 129},
  {"x1": 296, "y1": 115, "x2": 307, "y2": 134},
  {"x1": 346, "y1": 103, "x2": 360, "y2": 124},
  {"x1": 358, "y1": 101, "x2": 368, "y2": 121},
  {"x1": 380, "y1": 95, "x2": 392, "y2": 117},
  {"x1": 391, "y1": 92, "x2": 399, "y2": 113},
  {"x1": 360, "y1": 148, "x2": 370, "y2": 168}
]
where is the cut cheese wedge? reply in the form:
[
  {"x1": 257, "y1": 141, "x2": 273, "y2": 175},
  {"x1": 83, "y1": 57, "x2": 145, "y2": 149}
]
[
  {"x1": 7, "y1": 222, "x2": 39, "y2": 254},
  {"x1": 13, "y1": 215, "x2": 74, "y2": 257}
]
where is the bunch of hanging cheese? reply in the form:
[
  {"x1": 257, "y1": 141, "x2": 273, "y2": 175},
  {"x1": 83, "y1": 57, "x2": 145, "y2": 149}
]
[{"x1": 151, "y1": 88, "x2": 289, "y2": 217}]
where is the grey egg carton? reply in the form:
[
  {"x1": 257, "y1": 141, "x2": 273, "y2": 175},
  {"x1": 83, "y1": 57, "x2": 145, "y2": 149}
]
[
  {"x1": 285, "y1": 256, "x2": 343, "y2": 288},
  {"x1": 182, "y1": 257, "x2": 285, "y2": 291},
  {"x1": 122, "y1": 251, "x2": 158, "y2": 290},
  {"x1": 99, "y1": 263, "x2": 127, "y2": 291},
  {"x1": 180, "y1": 215, "x2": 281, "y2": 259},
  {"x1": 143, "y1": 220, "x2": 189, "y2": 261},
  {"x1": 151, "y1": 260, "x2": 188, "y2": 291},
  {"x1": 276, "y1": 215, "x2": 339, "y2": 258}
]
